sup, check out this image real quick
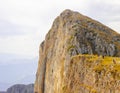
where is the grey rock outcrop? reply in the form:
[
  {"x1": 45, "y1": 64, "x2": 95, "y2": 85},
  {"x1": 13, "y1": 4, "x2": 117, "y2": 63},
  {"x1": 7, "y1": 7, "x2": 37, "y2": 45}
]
[
  {"x1": 7, "y1": 84, "x2": 34, "y2": 93},
  {"x1": 60, "y1": 10, "x2": 120, "y2": 57},
  {"x1": 0, "y1": 84, "x2": 34, "y2": 93},
  {"x1": 7, "y1": 84, "x2": 26, "y2": 93}
]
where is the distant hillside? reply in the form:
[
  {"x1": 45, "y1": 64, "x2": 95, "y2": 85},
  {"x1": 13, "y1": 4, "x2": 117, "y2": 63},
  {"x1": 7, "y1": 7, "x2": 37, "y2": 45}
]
[{"x1": 0, "y1": 84, "x2": 34, "y2": 93}]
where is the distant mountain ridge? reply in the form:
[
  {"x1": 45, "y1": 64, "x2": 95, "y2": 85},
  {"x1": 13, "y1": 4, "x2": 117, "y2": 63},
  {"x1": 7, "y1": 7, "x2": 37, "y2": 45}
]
[{"x1": 0, "y1": 84, "x2": 34, "y2": 93}]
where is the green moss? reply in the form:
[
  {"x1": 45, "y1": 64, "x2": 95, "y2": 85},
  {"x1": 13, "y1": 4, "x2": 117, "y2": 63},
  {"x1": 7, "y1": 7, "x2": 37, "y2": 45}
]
[
  {"x1": 69, "y1": 36, "x2": 74, "y2": 41},
  {"x1": 62, "y1": 85, "x2": 67, "y2": 93},
  {"x1": 67, "y1": 45, "x2": 75, "y2": 51}
]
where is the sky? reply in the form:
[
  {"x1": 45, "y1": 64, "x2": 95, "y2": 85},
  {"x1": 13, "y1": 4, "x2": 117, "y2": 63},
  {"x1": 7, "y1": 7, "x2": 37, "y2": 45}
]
[{"x1": 0, "y1": 0, "x2": 120, "y2": 90}]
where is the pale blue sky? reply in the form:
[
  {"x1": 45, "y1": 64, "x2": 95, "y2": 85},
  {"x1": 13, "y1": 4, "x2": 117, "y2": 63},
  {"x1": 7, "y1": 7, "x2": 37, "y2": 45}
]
[{"x1": 0, "y1": 0, "x2": 120, "y2": 91}]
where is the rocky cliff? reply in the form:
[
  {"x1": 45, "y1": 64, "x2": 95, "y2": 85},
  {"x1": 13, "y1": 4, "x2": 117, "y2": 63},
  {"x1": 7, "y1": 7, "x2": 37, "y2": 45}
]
[
  {"x1": 34, "y1": 9, "x2": 120, "y2": 93},
  {"x1": 0, "y1": 84, "x2": 34, "y2": 93}
]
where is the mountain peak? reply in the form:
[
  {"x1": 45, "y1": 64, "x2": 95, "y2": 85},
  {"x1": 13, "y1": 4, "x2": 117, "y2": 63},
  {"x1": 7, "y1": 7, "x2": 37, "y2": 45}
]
[
  {"x1": 60, "y1": 9, "x2": 84, "y2": 18},
  {"x1": 50, "y1": 10, "x2": 120, "y2": 57},
  {"x1": 60, "y1": 9, "x2": 73, "y2": 14}
]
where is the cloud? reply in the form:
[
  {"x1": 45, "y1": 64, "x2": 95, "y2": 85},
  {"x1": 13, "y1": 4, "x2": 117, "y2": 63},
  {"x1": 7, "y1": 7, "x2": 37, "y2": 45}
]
[
  {"x1": 0, "y1": 0, "x2": 89, "y2": 27},
  {"x1": 0, "y1": 20, "x2": 37, "y2": 37},
  {"x1": 0, "y1": 34, "x2": 40, "y2": 57},
  {"x1": 0, "y1": 0, "x2": 41, "y2": 27},
  {"x1": 77, "y1": 0, "x2": 120, "y2": 32}
]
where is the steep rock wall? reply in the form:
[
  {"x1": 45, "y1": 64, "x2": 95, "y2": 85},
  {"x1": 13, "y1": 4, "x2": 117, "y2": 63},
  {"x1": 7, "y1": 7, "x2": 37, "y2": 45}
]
[{"x1": 34, "y1": 9, "x2": 120, "y2": 93}]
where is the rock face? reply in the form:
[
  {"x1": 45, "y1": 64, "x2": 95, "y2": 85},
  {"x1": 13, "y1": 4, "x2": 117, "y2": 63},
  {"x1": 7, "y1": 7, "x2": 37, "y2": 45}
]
[
  {"x1": 34, "y1": 9, "x2": 120, "y2": 93},
  {"x1": 0, "y1": 84, "x2": 34, "y2": 93}
]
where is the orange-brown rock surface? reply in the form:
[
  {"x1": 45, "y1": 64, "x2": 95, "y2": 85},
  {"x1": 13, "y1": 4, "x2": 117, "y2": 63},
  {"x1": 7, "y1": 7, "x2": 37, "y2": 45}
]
[{"x1": 34, "y1": 9, "x2": 120, "y2": 93}]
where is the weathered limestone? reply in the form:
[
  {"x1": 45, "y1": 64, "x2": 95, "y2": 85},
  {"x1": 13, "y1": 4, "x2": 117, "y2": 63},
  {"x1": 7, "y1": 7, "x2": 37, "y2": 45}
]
[{"x1": 34, "y1": 9, "x2": 120, "y2": 93}]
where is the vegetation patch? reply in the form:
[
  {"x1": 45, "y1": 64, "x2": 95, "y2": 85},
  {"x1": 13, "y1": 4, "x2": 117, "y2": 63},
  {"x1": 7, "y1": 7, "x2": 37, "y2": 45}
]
[{"x1": 67, "y1": 45, "x2": 75, "y2": 51}]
